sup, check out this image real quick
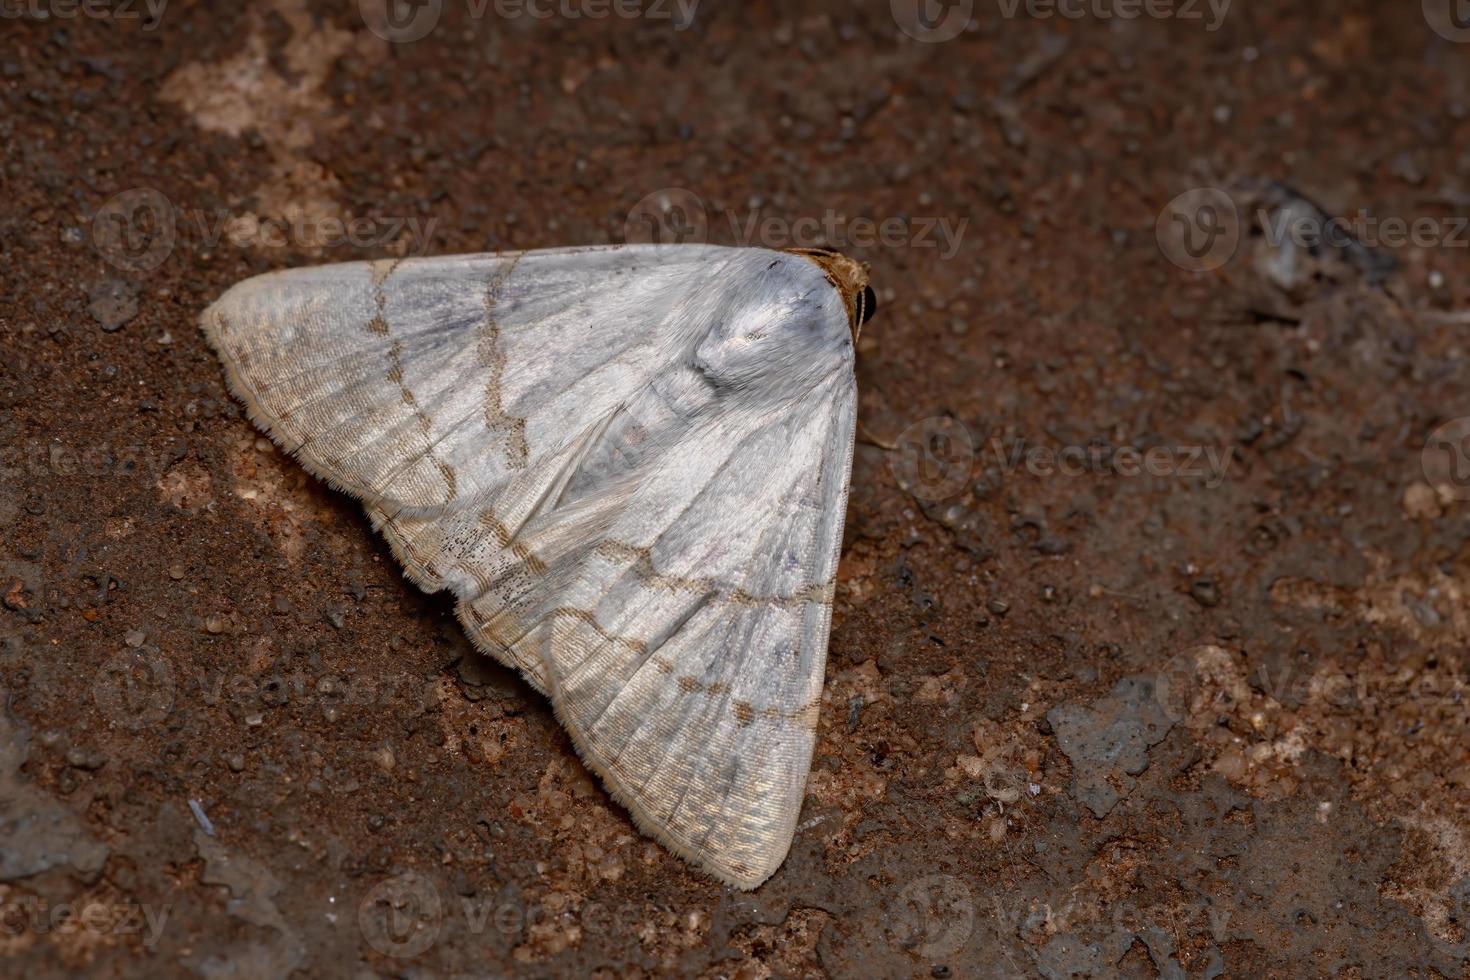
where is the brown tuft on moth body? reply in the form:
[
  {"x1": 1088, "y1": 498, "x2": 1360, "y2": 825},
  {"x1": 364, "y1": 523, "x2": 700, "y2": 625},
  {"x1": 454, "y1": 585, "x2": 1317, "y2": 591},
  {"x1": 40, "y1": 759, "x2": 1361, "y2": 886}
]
[{"x1": 784, "y1": 247, "x2": 877, "y2": 341}]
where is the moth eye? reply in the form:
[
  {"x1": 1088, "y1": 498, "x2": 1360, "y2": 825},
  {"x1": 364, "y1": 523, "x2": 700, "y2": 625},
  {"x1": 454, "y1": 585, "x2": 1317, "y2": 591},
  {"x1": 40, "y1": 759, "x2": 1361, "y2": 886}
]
[{"x1": 859, "y1": 285, "x2": 878, "y2": 325}]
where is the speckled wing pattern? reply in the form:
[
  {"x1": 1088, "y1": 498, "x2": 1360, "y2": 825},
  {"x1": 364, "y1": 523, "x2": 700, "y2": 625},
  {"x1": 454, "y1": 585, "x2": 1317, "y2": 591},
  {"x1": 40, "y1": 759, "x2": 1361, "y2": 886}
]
[{"x1": 202, "y1": 244, "x2": 858, "y2": 888}]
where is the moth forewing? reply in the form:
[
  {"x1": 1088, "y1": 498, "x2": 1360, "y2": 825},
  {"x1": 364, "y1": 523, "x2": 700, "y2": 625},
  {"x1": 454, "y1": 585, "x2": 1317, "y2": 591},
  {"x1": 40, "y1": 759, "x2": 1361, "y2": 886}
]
[{"x1": 202, "y1": 244, "x2": 863, "y2": 888}]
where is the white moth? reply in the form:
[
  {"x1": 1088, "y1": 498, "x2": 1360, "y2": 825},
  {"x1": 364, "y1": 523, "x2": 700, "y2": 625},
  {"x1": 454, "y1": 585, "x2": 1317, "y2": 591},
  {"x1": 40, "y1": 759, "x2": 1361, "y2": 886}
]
[{"x1": 202, "y1": 244, "x2": 875, "y2": 889}]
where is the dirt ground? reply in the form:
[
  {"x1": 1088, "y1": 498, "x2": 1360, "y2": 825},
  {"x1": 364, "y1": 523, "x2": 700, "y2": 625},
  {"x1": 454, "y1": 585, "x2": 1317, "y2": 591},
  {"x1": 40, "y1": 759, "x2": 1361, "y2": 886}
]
[{"x1": 3, "y1": 0, "x2": 1470, "y2": 976}]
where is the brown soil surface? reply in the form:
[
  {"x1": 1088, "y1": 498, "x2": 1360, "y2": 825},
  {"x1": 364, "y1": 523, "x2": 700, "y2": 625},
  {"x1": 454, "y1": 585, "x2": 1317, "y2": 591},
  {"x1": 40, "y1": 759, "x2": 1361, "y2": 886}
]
[{"x1": 3, "y1": 2, "x2": 1469, "y2": 976}]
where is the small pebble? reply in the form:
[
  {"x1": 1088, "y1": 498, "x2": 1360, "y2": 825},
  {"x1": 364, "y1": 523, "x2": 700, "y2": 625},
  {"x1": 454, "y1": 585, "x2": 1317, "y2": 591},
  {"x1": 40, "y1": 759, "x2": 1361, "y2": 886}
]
[
  {"x1": 87, "y1": 279, "x2": 139, "y2": 332},
  {"x1": 1189, "y1": 580, "x2": 1221, "y2": 608},
  {"x1": 225, "y1": 753, "x2": 245, "y2": 772},
  {"x1": 66, "y1": 747, "x2": 106, "y2": 770},
  {"x1": 168, "y1": 564, "x2": 185, "y2": 580},
  {"x1": 599, "y1": 853, "x2": 625, "y2": 881},
  {"x1": 987, "y1": 598, "x2": 1010, "y2": 616},
  {"x1": 124, "y1": 629, "x2": 145, "y2": 648},
  {"x1": 1403, "y1": 483, "x2": 1441, "y2": 520},
  {"x1": 205, "y1": 615, "x2": 227, "y2": 634}
]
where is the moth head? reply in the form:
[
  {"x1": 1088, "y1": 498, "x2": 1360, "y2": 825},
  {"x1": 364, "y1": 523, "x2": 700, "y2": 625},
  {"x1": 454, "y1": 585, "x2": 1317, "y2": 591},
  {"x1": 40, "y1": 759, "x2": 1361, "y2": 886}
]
[{"x1": 785, "y1": 247, "x2": 876, "y2": 343}]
